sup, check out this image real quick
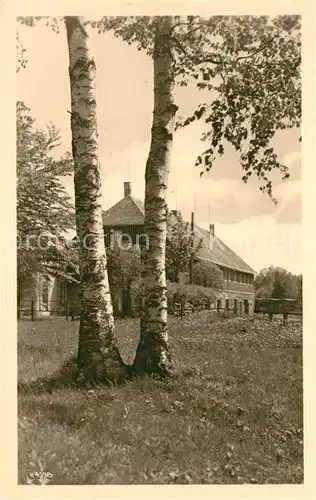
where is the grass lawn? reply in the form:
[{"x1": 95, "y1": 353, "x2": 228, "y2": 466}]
[{"x1": 18, "y1": 313, "x2": 303, "y2": 485}]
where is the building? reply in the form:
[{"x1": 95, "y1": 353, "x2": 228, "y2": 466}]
[
  {"x1": 103, "y1": 181, "x2": 146, "y2": 247},
  {"x1": 20, "y1": 182, "x2": 256, "y2": 317},
  {"x1": 193, "y1": 223, "x2": 256, "y2": 314},
  {"x1": 18, "y1": 270, "x2": 78, "y2": 319},
  {"x1": 102, "y1": 181, "x2": 256, "y2": 315}
]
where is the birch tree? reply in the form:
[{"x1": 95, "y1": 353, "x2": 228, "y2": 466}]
[
  {"x1": 92, "y1": 14, "x2": 301, "y2": 376},
  {"x1": 18, "y1": 16, "x2": 127, "y2": 382},
  {"x1": 130, "y1": 17, "x2": 178, "y2": 376},
  {"x1": 65, "y1": 17, "x2": 126, "y2": 383}
]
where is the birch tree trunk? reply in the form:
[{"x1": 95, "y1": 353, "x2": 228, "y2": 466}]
[
  {"x1": 133, "y1": 17, "x2": 178, "y2": 377},
  {"x1": 65, "y1": 16, "x2": 126, "y2": 383}
]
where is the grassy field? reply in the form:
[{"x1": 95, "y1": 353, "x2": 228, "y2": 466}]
[{"x1": 18, "y1": 313, "x2": 303, "y2": 485}]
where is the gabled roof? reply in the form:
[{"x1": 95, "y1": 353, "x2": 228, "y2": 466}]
[
  {"x1": 102, "y1": 195, "x2": 144, "y2": 226},
  {"x1": 102, "y1": 195, "x2": 255, "y2": 275},
  {"x1": 193, "y1": 225, "x2": 256, "y2": 274}
]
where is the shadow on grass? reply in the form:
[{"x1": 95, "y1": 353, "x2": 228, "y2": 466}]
[
  {"x1": 18, "y1": 357, "x2": 82, "y2": 394},
  {"x1": 18, "y1": 357, "x2": 137, "y2": 393},
  {"x1": 21, "y1": 397, "x2": 91, "y2": 430},
  {"x1": 17, "y1": 356, "x2": 181, "y2": 395}
]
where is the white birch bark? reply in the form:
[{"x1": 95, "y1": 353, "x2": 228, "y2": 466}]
[
  {"x1": 133, "y1": 17, "x2": 178, "y2": 376},
  {"x1": 65, "y1": 16, "x2": 126, "y2": 383}
]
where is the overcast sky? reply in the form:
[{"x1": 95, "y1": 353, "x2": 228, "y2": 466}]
[{"x1": 17, "y1": 20, "x2": 303, "y2": 274}]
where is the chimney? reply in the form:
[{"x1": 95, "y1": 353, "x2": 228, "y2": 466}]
[
  {"x1": 124, "y1": 182, "x2": 131, "y2": 197},
  {"x1": 209, "y1": 224, "x2": 215, "y2": 237}
]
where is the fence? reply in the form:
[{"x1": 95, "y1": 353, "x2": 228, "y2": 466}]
[
  {"x1": 254, "y1": 297, "x2": 302, "y2": 325},
  {"x1": 18, "y1": 298, "x2": 135, "y2": 321},
  {"x1": 18, "y1": 296, "x2": 302, "y2": 324},
  {"x1": 17, "y1": 300, "x2": 81, "y2": 321},
  {"x1": 169, "y1": 296, "x2": 248, "y2": 317},
  {"x1": 17, "y1": 295, "x2": 252, "y2": 321}
]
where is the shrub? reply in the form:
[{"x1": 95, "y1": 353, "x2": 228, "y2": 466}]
[
  {"x1": 130, "y1": 280, "x2": 215, "y2": 317},
  {"x1": 107, "y1": 245, "x2": 141, "y2": 288},
  {"x1": 192, "y1": 260, "x2": 224, "y2": 290}
]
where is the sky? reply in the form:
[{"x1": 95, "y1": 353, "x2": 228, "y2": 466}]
[{"x1": 17, "y1": 19, "x2": 303, "y2": 274}]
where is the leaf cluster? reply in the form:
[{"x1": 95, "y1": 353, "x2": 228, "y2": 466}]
[
  {"x1": 254, "y1": 265, "x2": 302, "y2": 299},
  {"x1": 17, "y1": 101, "x2": 76, "y2": 298}
]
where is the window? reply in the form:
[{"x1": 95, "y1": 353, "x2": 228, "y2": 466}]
[
  {"x1": 217, "y1": 299, "x2": 221, "y2": 311},
  {"x1": 226, "y1": 299, "x2": 229, "y2": 310}
]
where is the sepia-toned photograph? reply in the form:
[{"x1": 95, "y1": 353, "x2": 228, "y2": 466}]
[{"x1": 16, "y1": 12, "x2": 303, "y2": 486}]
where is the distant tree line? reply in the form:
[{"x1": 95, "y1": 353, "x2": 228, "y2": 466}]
[{"x1": 254, "y1": 266, "x2": 302, "y2": 300}]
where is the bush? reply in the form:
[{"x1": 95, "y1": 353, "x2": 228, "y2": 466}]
[
  {"x1": 107, "y1": 245, "x2": 141, "y2": 288},
  {"x1": 192, "y1": 260, "x2": 224, "y2": 290},
  {"x1": 130, "y1": 280, "x2": 215, "y2": 317}
]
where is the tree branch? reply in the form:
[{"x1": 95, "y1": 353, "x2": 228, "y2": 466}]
[
  {"x1": 181, "y1": 25, "x2": 207, "y2": 41},
  {"x1": 195, "y1": 38, "x2": 275, "y2": 66},
  {"x1": 171, "y1": 35, "x2": 223, "y2": 66},
  {"x1": 235, "y1": 39, "x2": 274, "y2": 62}
]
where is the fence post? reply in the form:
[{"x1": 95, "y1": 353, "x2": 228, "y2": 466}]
[
  {"x1": 180, "y1": 294, "x2": 185, "y2": 318},
  {"x1": 31, "y1": 300, "x2": 34, "y2": 321},
  {"x1": 66, "y1": 301, "x2": 69, "y2": 321},
  {"x1": 283, "y1": 312, "x2": 288, "y2": 326}
]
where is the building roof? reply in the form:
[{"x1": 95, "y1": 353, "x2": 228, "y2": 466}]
[
  {"x1": 194, "y1": 225, "x2": 256, "y2": 274},
  {"x1": 102, "y1": 194, "x2": 255, "y2": 275},
  {"x1": 102, "y1": 195, "x2": 145, "y2": 226}
]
